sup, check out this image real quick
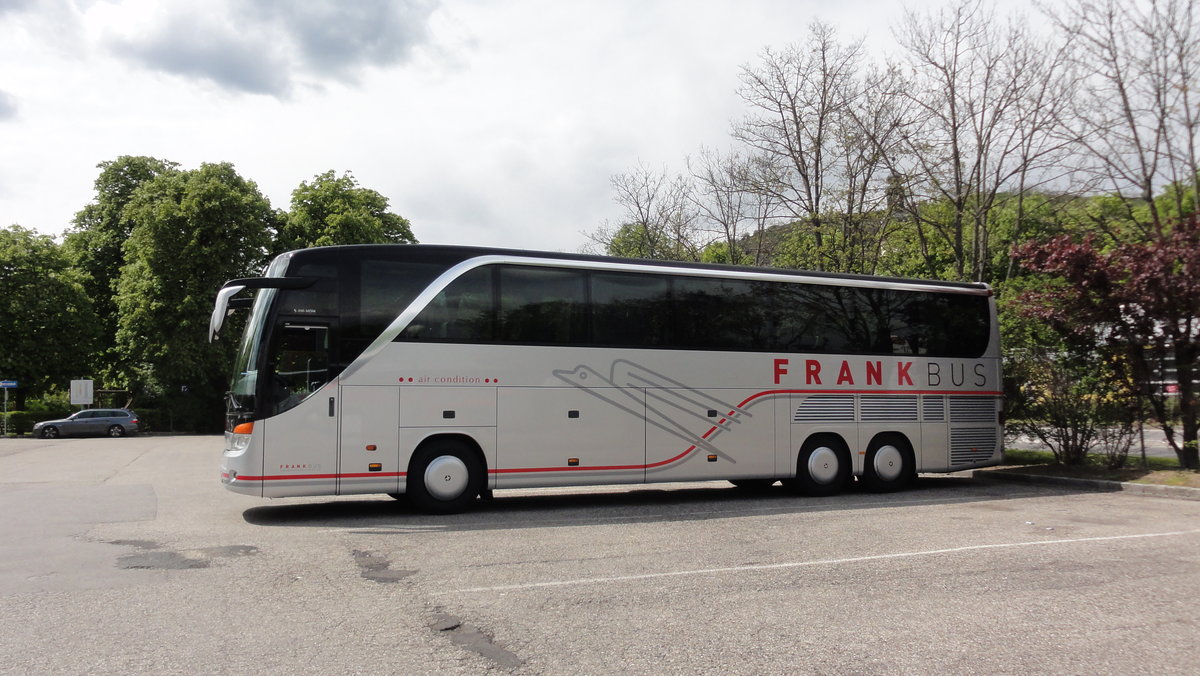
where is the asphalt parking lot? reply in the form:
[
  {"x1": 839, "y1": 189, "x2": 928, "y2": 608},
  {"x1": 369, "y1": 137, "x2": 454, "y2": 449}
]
[{"x1": 2, "y1": 435, "x2": 1198, "y2": 674}]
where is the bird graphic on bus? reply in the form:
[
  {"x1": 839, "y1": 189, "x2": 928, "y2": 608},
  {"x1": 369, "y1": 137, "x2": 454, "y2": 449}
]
[{"x1": 552, "y1": 359, "x2": 751, "y2": 462}]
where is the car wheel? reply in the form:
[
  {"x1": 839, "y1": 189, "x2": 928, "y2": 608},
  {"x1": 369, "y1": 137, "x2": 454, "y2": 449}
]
[
  {"x1": 406, "y1": 440, "x2": 484, "y2": 514},
  {"x1": 42, "y1": 426, "x2": 59, "y2": 439},
  {"x1": 108, "y1": 425, "x2": 126, "y2": 438}
]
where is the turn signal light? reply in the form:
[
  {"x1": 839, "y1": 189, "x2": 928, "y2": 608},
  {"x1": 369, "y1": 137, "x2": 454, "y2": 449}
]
[{"x1": 233, "y1": 422, "x2": 254, "y2": 435}]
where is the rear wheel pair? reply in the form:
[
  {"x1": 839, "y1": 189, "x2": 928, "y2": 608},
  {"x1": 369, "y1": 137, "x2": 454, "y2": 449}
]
[{"x1": 792, "y1": 435, "x2": 913, "y2": 496}]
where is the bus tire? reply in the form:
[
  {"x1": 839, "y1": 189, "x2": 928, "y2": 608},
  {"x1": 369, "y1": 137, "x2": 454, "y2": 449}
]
[
  {"x1": 406, "y1": 439, "x2": 485, "y2": 514},
  {"x1": 793, "y1": 435, "x2": 850, "y2": 497},
  {"x1": 861, "y1": 434, "x2": 914, "y2": 493}
]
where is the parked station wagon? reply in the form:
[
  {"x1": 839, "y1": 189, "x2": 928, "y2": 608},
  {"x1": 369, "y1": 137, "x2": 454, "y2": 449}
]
[{"x1": 33, "y1": 409, "x2": 140, "y2": 438}]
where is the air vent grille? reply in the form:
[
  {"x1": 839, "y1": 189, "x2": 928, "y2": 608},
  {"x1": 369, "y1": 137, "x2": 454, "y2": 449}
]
[
  {"x1": 793, "y1": 395, "x2": 855, "y2": 423},
  {"x1": 860, "y1": 395, "x2": 919, "y2": 422},
  {"x1": 950, "y1": 396, "x2": 996, "y2": 423},
  {"x1": 950, "y1": 428, "x2": 997, "y2": 464},
  {"x1": 923, "y1": 395, "x2": 946, "y2": 422}
]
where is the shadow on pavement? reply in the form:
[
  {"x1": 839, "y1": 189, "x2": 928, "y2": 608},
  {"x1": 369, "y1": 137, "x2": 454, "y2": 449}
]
[{"x1": 242, "y1": 475, "x2": 1100, "y2": 533}]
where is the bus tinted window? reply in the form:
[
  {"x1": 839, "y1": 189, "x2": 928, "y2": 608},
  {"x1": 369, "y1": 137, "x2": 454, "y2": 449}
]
[
  {"x1": 499, "y1": 266, "x2": 586, "y2": 344},
  {"x1": 920, "y1": 292, "x2": 990, "y2": 357},
  {"x1": 673, "y1": 277, "x2": 772, "y2": 350},
  {"x1": 399, "y1": 267, "x2": 495, "y2": 342},
  {"x1": 395, "y1": 263, "x2": 990, "y2": 358},
  {"x1": 280, "y1": 261, "x2": 338, "y2": 316},
  {"x1": 357, "y1": 259, "x2": 446, "y2": 337},
  {"x1": 591, "y1": 273, "x2": 670, "y2": 347}
]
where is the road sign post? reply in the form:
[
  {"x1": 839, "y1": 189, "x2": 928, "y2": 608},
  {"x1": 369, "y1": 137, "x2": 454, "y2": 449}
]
[{"x1": 0, "y1": 380, "x2": 16, "y2": 437}]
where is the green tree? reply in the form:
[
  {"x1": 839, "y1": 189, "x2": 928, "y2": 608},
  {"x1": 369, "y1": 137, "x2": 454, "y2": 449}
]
[
  {"x1": 0, "y1": 226, "x2": 99, "y2": 409},
  {"x1": 63, "y1": 156, "x2": 178, "y2": 347},
  {"x1": 277, "y1": 170, "x2": 416, "y2": 250},
  {"x1": 113, "y1": 163, "x2": 276, "y2": 430}
]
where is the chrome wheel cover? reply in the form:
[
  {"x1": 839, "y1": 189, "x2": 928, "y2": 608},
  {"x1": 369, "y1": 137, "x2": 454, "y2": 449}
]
[
  {"x1": 424, "y1": 455, "x2": 470, "y2": 500},
  {"x1": 807, "y1": 446, "x2": 840, "y2": 485},
  {"x1": 873, "y1": 444, "x2": 904, "y2": 482}
]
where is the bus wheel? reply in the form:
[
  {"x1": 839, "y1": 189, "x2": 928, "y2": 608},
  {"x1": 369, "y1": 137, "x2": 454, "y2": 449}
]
[
  {"x1": 793, "y1": 436, "x2": 850, "y2": 497},
  {"x1": 861, "y1": 435, "x2": 914, "y2": 493},
  {"x1": 407, "y1": 441, "x2": 484, "y2": 514}
]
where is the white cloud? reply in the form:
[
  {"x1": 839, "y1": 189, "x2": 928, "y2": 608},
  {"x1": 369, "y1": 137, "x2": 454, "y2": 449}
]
[
  {"x1": 0, "y1": 90, "x2": 17, "y2": 120},
  {"x1": 93, "y1": 0, "x2": 440, "y2": 97}
]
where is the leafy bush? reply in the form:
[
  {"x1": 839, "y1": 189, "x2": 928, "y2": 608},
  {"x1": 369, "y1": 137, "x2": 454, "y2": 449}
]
[
  {"x1": 2, "y1": 410, "x2": 34, "y2": 435},
  {"x1": 134, "y1": 408, "x2": 159, "y2": 433}
]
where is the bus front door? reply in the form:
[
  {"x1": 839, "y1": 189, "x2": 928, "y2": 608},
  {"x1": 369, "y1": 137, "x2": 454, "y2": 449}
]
[{"x1": 259, "y1": 321, "x2": 340, "y2": 497}]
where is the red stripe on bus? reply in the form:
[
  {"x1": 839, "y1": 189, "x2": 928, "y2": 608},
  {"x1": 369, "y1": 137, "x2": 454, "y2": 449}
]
[
  {"x1": 489, "y1": 446, "x2": 697, "y2": 474},
  {"x1": 232, "y1": 472, "x2": 405, "y2": 482}
]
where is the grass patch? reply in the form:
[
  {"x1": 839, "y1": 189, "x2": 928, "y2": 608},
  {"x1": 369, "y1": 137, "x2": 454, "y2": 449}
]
[{"x1": 999, "y1": 448, "x2": 1200, "y2": 487}]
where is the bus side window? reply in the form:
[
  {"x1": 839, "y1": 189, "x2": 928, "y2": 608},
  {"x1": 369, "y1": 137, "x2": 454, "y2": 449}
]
[
  {"x1": 591, "y1": 273, "x2": 670, "y2": 347},
  {"x1": 498, "y1": 266, "x2": 585, "y2": 344},
  {"x1": 399, "y1": 267, "x2": 495, "y2": 343}
]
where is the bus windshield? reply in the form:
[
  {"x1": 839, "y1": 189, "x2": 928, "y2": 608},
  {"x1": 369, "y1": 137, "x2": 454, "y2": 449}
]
[{"x1": 228, "y1": 287, "x2": 276, "y2": 417}]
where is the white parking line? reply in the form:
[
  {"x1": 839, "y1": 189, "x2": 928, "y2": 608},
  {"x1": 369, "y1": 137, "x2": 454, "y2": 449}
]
[{"x1": 451, "y1": 528, "x2": 1200, "y2": 594}]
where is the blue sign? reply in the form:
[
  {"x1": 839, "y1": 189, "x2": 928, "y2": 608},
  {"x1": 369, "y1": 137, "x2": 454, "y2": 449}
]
[{"x1": 0, "y1": 380, "x2": 16, "y2": 389}]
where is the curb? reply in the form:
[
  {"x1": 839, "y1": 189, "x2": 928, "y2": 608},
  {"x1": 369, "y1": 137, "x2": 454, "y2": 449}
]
[{"x1": 972, "y1": 469, "x2": 1200, "y2": 501}]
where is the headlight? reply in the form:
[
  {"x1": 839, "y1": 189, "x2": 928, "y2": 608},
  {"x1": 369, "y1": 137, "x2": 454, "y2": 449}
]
[{"x1": 225, "y1": 431, "x2": 252, "y2": 452}]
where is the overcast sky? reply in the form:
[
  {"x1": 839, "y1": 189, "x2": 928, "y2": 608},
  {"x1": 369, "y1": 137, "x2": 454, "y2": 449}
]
[{"x1": 2, "y1": 0, "x2": 1025, "y2": 253}]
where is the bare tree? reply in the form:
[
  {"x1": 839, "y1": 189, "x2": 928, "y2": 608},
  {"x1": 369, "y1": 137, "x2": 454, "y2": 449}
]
[
  {"x1": 1046, "y1": 0, "x2": 1200, "y2": 237},
  {"x1": 1003, "y1": 23, "x2": 1079, "y2": 281},
  {"x1": 586, "y1": 162, "x2": 702, "y2": 261},
  {"x1": 831, "y1": 64, "x2": 911, "y2": 275},
  {"x1": 687, "y1": 147, "x2": 778, "y2": 265},
  {"x1": 734, "y1": 21, "x2": 866, "y2": 272},
  {"x1": 886, "y1": 0, "x2": 1069, "y2": 282}
]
